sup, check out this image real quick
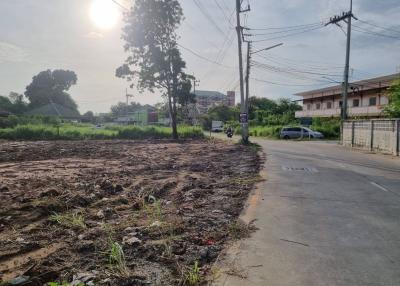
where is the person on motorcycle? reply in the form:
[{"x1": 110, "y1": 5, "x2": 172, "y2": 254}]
[{"x1": 226, "y1": 126, "x2": 233, "y2": 138}]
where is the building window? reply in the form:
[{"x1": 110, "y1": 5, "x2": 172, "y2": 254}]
[
  {"x1": 339, "y1": 101, "x2": 343, "y2": 108},
  {"x1": 307, "y1": 104, "x2": 311, "y2": 110},
  {"x1": 326, "y1": 102, "x2": 332, "y2": 109},
  {"x1": 369, "y1": 97, "x2": 377, "y2": 106},
  {"x1": 353, "y1": 99, "x2": 360, "y2": 107},
  {"x1": 316, "y1": 103, "x2": 321, "y2": 110}
]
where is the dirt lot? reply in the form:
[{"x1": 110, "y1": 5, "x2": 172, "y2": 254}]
[{"x1": 0, "y1": 139, "x2": 261, "y2": 286}]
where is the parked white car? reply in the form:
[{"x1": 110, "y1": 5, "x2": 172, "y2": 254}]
[
  {"x1": 211, "y1": 121, "x2": 224, "y2": 132},
  {"x1": 280, "y1": 127, "x2": 324, "y2": 139}
]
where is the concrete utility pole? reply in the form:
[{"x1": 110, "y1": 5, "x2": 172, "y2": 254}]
[
  {"x1": 245, "y1": 42, "x2": 283, "y2": 116},
  {"x1": 236, "y1": 0, "x2": 250, "y2": 143},
  {"x1": 245, "y1": 41, "x2": 251, "y2": 113},
  {"x1": 326, "y1": 0, "x2": 357, "y2": 120}
]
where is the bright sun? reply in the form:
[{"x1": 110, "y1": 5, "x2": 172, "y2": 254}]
[{"x1": 90, "y1": 0, "x2": 119, "y2": 30}]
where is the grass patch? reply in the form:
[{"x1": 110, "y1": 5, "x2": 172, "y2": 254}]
[
  {"x1": 0, "y1": 123, "x2": 204, "y2": 140},
  {"x1": 49, "y1": 212, "x2": 86, "y2": 229},
  {"x1": 232, "y1": 174, "x2": 263, "y2": 186},
  {"x1": 47, "y1": 283, "x2": 84, "y2": 286},
  {"x1": 142, "y1": 199, "x2": 164, "y2": 224},
  {"x1": 228, "y1": 220, "x2": 255, "y2": 240},
  {"x1": 108, "y1": 239, "x2": 128, "y2": 275},
  {"x1": 184, "y1": 261, "x2": 201, "y2": 286}
]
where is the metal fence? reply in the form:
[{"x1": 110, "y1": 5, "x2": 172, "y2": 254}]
[{"x1": 343, "y1": 119, "x2": 400, "y2": 156}]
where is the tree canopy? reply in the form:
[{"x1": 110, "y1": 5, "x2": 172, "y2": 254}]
[
  {"x1": 116, "y1": 0, "x2": 190, "y2": 139},
  {"x1": 384, "y1": 79, "x2": 400, "y2": 117},
  {"x1": 25, "y1": 69, "x2": 78, "y2": 111}
]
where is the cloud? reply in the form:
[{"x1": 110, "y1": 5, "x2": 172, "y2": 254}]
[
  {"x1": 0, "y1": 42, "x2": 28, "y2": 63},
  {"x1": 83, "y1": 31, "x2": 104, "y2": 39}
]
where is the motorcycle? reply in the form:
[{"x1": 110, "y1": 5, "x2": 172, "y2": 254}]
[{"x1": 226, "y1": 128, "x2": 233, "y2": 138}]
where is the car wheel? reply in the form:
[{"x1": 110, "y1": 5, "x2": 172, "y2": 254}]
[
  {"x1": 283, "y1": 135, "x2": 290, "y2": 140},
  {"x1": 310, "y1": 135, "x2": 314, "y2": 139}
]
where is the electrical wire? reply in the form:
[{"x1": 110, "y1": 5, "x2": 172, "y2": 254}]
[
  {"x1": 251, "y1": 25, "x2": 325, "y2": 42},
  {"x1": 254, "y1": 53, "x2": 344, "y2": 72},
  {"x1": 252, "y1": 77, "x2": 331, "y2": 87},
  {"x1": 357, "y1": 19, "x2": 400, "y2": 35},
  {"x1": 252, "y1": 61, "x2": 343, "y2": 77},
  {"x1": 249, "y1": 21, "x2": 325, "y2": 31},
  {"x1": 213, "y1": 0, "x2": 234, "y2": 26},
  {"x1": 177, "y1": 43, "x2": 234, "y2": 69},
  {"x1": 249, "y1": 23, "x2": 323, "y2": 36},
  {"x1": 352, "y1": 24, "x2": 400, "y2": 40},
  {"x1": 192, "y1": 0, "x2": 226, "y2": 35}
]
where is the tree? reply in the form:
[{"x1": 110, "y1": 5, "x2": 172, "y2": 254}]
[
  {"x1": 247, "y1": 96, "x2": 301, "y2": 125},
  {"x1": 8, "y1": 92, "x2": 28, "y2": 114},
  {"x1": 25, "y1": 69, "x2": 78, "y2": 111},
  {"x1": 384, "y1": 79, "x2": 400, "y2": 117},
  {"x1": 116, "y1": 0, "x2": 189, "y2": 139},
  {"x1": 110, "y1": 102, "x2": 153, "y2": 117},
  {"x1": 248, "y1": 97, "x2": 278, "y2": 120},
  {"x1": 0, "y1": 92, "x2": 28, "y2": 114},
  {"x1": 0, "y1": 96, "x2": 13, "y2": 112}
]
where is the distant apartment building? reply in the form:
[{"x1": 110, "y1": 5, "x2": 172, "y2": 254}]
[
  {"x1": 295, "y1": 73, "x2": 399, "y2": 118},
  {"x1": 194, "y1": 90, "x2": 236, "y2": 114}
]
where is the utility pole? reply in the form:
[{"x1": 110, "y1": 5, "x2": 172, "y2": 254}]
[
  {"x1": 326, "y1": 0, "x2": 357, "y2": 120},
  {"x1": 125, "y1": 88, "x2": 133, "y2": 116},
  {"x1": 244, "y1": 43, "x2": 283, "y2": 115},
  {"x1": 236, "y1": 0, "x2": 250, "y2": 143},
  {"x1": 245, "y1": 41, "x2": 251, "y2": 113},
  {"x1": 192, "y1": 76, "x2": 200, "y2": 94}
]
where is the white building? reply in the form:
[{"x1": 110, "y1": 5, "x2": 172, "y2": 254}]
[{"x1": 295, "y1": 74, "x2": 399, "y2": 118}]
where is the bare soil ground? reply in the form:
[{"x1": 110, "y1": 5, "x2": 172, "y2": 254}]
[{"x1": 0, "y1": 140, "x2": 261, "y2": 286}]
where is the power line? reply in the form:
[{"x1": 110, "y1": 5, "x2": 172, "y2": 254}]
[
  {"x1": 357, "y1": 19, "x2": 400, "y2": 35},
  {"x1": 252, "y1": 77, "x2": 330, "y2": 87},
  {"x1": 251, "y1": 26, "x2": 324, "y2": 42},
  {"x1": 248, "y1": 23, "x2": 323, "y2": 36},
  {"x1": 213, "y1": 0, "x2": 234, "y2": 26},
  {"x1": 177, "y1": 43, "x2": 234, "y2": 69},
  {"x1": 192, "y1": 0, "x2": 226, "y2": 35},
  {"x1": 254, "y1": 53, "x2": 344, "y2": 71},
  {"x1": 352, "y1": 24, "x2": 400, "y2": 39},
  {"x1": 111, "y1": 0, "x2": 129, "y2": 10},
  {"x1": 249, "y1": 21, "x2": 325, "y2": 31},
  {"x1": 252, "y1": 61, "x2": 343, "y2": 77}
]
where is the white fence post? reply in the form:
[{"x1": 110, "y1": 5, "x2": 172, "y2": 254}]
[{"x1": 395, "y1": 119, "x2": 399, "y2": 156}]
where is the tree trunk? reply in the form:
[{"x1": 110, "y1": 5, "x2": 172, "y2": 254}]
[{"x1": 167, "y1": 88, "x2": 178, "y2": 140}]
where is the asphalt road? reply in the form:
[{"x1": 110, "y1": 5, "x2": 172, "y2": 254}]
[{"x1": 214, "y1": 139, "x2": 400, "y2": 286}]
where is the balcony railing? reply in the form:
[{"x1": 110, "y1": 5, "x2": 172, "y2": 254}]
[{"x1": 295, "y1": 106, "x2": 384, "y2": 118}]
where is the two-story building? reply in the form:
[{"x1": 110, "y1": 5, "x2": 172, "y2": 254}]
[{"x1": 295, "y1": 73, "x2": 399, "y2": 119}]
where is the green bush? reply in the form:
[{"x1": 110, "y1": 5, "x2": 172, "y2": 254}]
[
  {"x1": 311, "y1": 117, "x2": 340, "y2": 139},
  {"x1": 249, "y1": 125, "x2": 283, "y2": 138}
]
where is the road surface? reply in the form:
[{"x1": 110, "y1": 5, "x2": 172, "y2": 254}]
[{"x1": 214, "y1": 139, "x2": 400, "y2": 286}]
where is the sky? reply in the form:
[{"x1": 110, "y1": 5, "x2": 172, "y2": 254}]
[{"x1": 0, "y1": 0, "x2": 399, "y2": 113}]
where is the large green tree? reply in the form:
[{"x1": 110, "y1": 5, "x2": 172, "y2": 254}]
[
  {"x1": 25, "y1": 69, "x2": 78, "y2": 111},
  {"x1": 384, "y1": 79, "x2": 400, "y2": 117},
  {"x1": 116, "y1": 0, "x2": 190, "y2": 139}
]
